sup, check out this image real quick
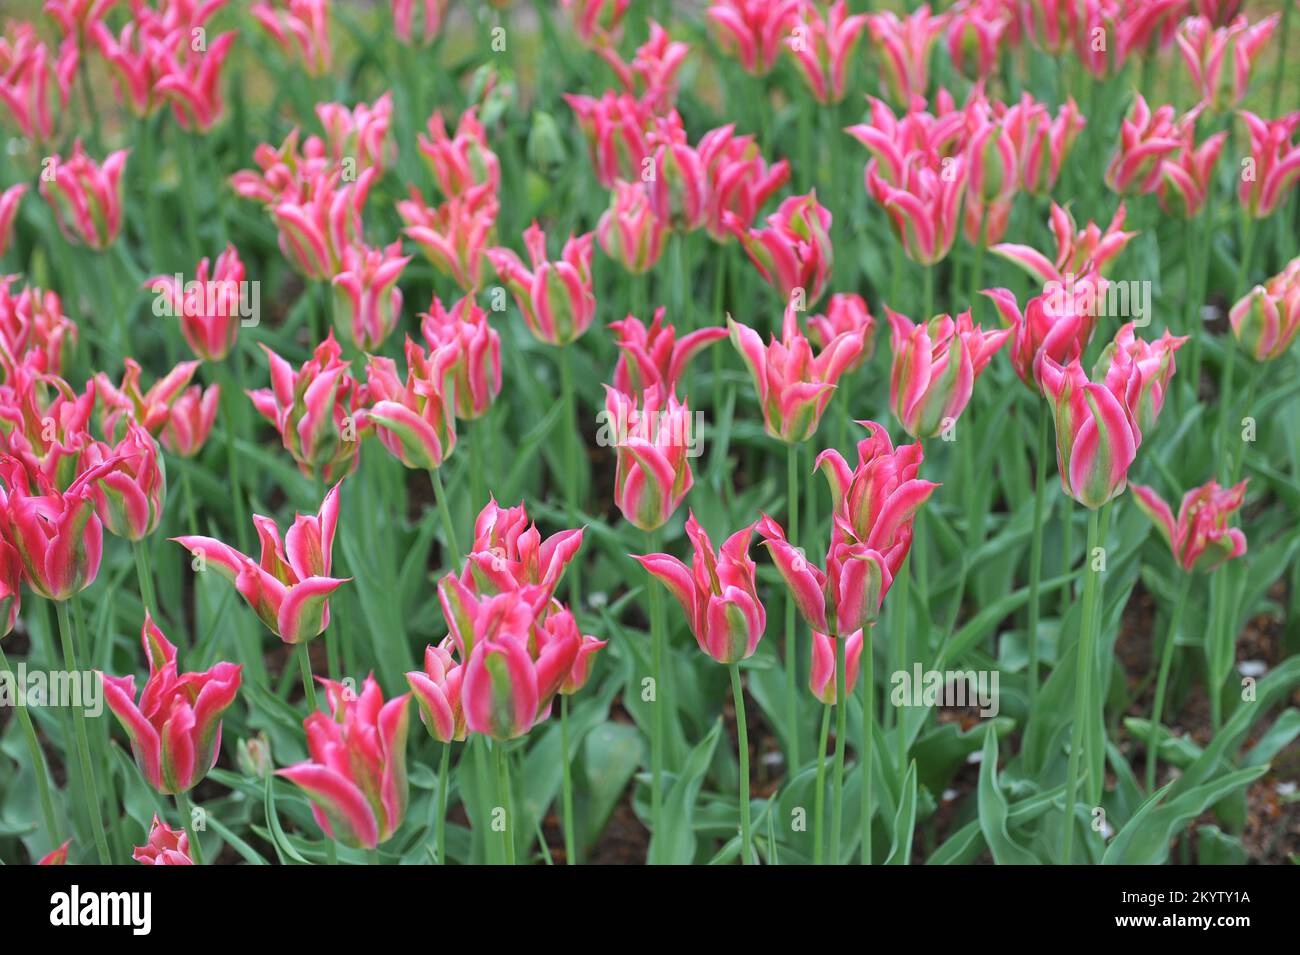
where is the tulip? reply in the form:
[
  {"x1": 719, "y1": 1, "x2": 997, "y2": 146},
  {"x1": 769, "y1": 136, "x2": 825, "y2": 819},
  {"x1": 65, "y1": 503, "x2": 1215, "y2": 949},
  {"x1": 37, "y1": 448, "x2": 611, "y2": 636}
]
[
  {"x1": 809, "y1": 628, "x2": 864, "y2": 705},
  {"x1": 885, "y1": 307, "x2": 1011, "y2": 438},
  {"x1": 1131, "y1": 479, "x2": 1248, "y2": 573},
  {"x1": 0, "y1": 183, "x2": 24, "y2": 259},
  {"x1": 251, "y1": 0, "x2": 332, "y2": 76},
  {"x1": 249, "y1": 333, "x2": 367, "y2": 482},
  {"x1": 1104, "y1": 95, "x2": 1182, "y2": 196},
  {"x1": 604, "y1": 384, "x2": 695, "y2": 531},
  {"x1": 172, "y1": 481, "x2": 349, "y2": 644},
  {"x1": 646, "y1": 116, "x2": 708, "y2": 232},
  {"x1": 101, "y1": 612, "x2": 241, "y2": 794},
  {"x1": 419, "y1": 107, "x2": 501, "y2": 199},
  {"x1": 0, "y1": 534, "x2": 20, "y2": 635},
  {"x1": 564, "y1": 90, "x2": 654, "y2": 188},
  {"x1": 79, "y1": 421, "x2": 166, "y2": 542},
  {"x1": 0, "y1": 276, "x2": 76, "y2": 375},
  {"x1": 437, "y1": 572, "x2": 544, "y2": 662},
  {"x1": 597, "y1": 180, "x2": 667, "y2": 274},
  {"x1": 0, "y1": 364, "x2": 95, "y2": 486},
  {"x1": 133, "y1": 815, "x2": 193, "y2": 865},
  {"x1": 946, "y1": 0, "x2": 1010, "y2": 82},
  {"x1": 332, "y1": 241, "x2": 410, "y2": 353},
  {"x1": 149, "y1": 244, "x2": 246, "y2": 362},
  {"x1": 361, "y1": 337, "x2": 459, "y2": 471},
  {"x1": 1000, "y1": 94, "x2": 1085, "y2": 196},
  {"x1": 44, "y1": 0, "x2": 118, "y2": 44},
  {"x1": 420, "y1": 295, "x2": 502, "y2": 420},
  {"x1": 487, "y1": 222, "x2": 597, "y2": 346},
  {"x1": 963, "y1": 100, "x2": 1020, "y2": 245},
  {"x1": 160, "y1": 383, "x2": 219, "y2": 458},
  {"x1": 1094, "y1": 322, "x2": 1187, "y2": 437},
  {"x1": 982, "y1": 285, "x2": 1102, "y2": 389},
  {"x1": 866, "y1": 6, "x2": 947, "y2": 105},
  {"x1": 461, "y1": 498, "x2": 585, "y2": 599},
  {"x1": 317, "y1": 92, "x2": 394, "y2": 176},
  {"x1": 152, "y1": 31, "x2": 237, "y2": 133},
  {"x1": 698, "y1": 124, "x2": 791, "y2": 242},
  {"x1": 846, "y1": 93, "x2": 965, "y2": 187},
  {"x1": 272, "y1": 166, "x2": 376, "y2": 280},
  {"x1": 398, "y1": 183, "x2": 498, "y2": 291},
  {"x1": 392, "y1": 0, "x2": 447, "y2": 45},
  {"x1": 598, "y1": 20, "x2": 689, "y2": 112},
  {"x1": 868, "y1": 154, "x2": 966, "y2": 266},
  {"x1": 729, "y1": 305, "x2": 862, "y2": 443},
  {"x1": 806, "y1": 293, "x2": 876, "y2": 373},
  {"x1": 610, "y1": 307, "x2": 727, "y2": 396},
  {"x1": 735, "y1": 191, "x2": 833, "y2": 306},
  {"x1": 37, "y1": 841, "x2": 70, "y2": 865},
  {"x1": 562, "y1": 0, "x2": 632, "y2": 47},
  {"x1": 38, "y1": 142, "x2": 128, "y2": 249},
  {"x1": 1237, "y1": 110, "x2": 1300, "y2": 219},
  {"x1": 561, "y1": 624, "x2": 607, "y2": 695},
  {"x1": 1157, "y1": 109, "x2": 1228, "y2": 218},
  {"x1": 278, "y1": 675, "x2": 411, "y2": 849},
  {"x1": 784, "y1": 0, "x2": 869, "y2": 104},
  {"x1": 1229, "y1": 258, "x2": 1300, "y2": 361},
  {"x1": 0, "y1": 24, "x2": 77, "y2": 142},
  {"x1": 992, "y1": 201, "x2": 1135, "y2": 285},
  {"x1": 1176, "y1": 14, "x2": 1278, "y2": 112},
  {"x1": 1200, "y1": 0, "x2": 1244, "y2": 26},
  {"x1": 634, "y1": 512, "x2": 766, "y2": 664},
  {"x1": 0, "y1": 454, "x2": 117, "y2": 600},
  {"x1": 706, "y1": 0, "x2": 798, "y2": 74},
  {"x1": 96, "y1": 358, "x2": 199, "y2": 440},
  {"x1": 1073, "y1": 0, "x2": 1124, "y2": 77},
  {"x1": 405, "y1": 639, "x2": 466, "y2": 743}
]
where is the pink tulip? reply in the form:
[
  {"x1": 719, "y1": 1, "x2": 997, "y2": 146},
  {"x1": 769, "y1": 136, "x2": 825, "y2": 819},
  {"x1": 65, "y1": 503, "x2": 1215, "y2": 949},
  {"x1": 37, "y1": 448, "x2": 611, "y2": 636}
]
[
  {"x1": 173, "y1": 481, "x2": 349, "y2": 645},
  {"x1": 317, "y1": 92, "x2": 394, "y2": 176},
  {"x1": 706, "y1": 0, "x2": 798, "y2": 74},
  {"x1": 868, "y1": 153, "x2": 966, "y2": 266},
  {"x1": 79, "y1": 421, "x2": 166, "y2": 541},
  {"x1": 133, "y1": 815, "x2": 193, "y2": 865},
  {"x1": 886, "y1": 307, "x2": 1011, "y2": 438},
  {"x1": 729, "y1": 305, "x2": 862, "y2": 443},
  {"x1": 698, "y1": 124, "x2": 791, "y2": 242},
  {"x1": 866, "y1": 5, "x2": 948, "y2": 105},
  {"x1": 0, "y1": 364, "x2": 94, "y2": 485},
  {"x1": 406, "y1": 639, "x2": 466, "y2": 743},
  {"x1": 946, "y1": 0, "x2": 1010, "y2": 82},
  {"x1": 560, "y1": 619, "x2": 607, "y2": 695},
  {"x1": 488, "y1": 222, "x2": 596, "y2": 346},
  {"x1": 1157, "y1": 108, "x2": 1228, "y2": 218},
  {"x1": 437, "y1": 573, "x2": 544, "y2": 661},
  {"x1": 609, "y1": 307, "x2": 727, "y2": 396},
  {"x1": 272, "y1": 166, "x2": 376, "y2": 280},
  {"x1": 37, "y1": 840, "x2": 70, "y2": 865},
  {"x1": 564, "y1": 90, "x2": 654, "y2": 189},
  {"x1": 0, "y1": 275, "x2": 76, "y2": 375},
  {"x1": 332, "y1": 241, "x2": 409, "y2": 353},
  {"x1": 1000, "y1": 94, "x2": 1085, "y2": 196},
  {"x1": 598, "y1": 20, "x2": 689, "y2": 112},
  {"x1": 0, "y1": 23, "x2": 77, "y2": 142},
  {"x1": 785, "y1": 0, "x2": 869, "y2": 104},
  {"x1": 982, "y1": 285, "x2": 1101, "y2": 389},
  {"x1": 149, "y1": 244, "x2": 246, "y2": 362},
  {"x1": 39, "y1": 141, "x2": 127, "y2": 249},
  {"x1": 1026, "y1": 0, "x2": 1079, "y2": 55},
  {"x1": 230, "y1": 127, "x2": 318, "y2": 207},
  {"x1": 810, "y1": 629, "x2": 863, "y2": 705},
  {"x1": 161, "y1": 383, "x2": 220, "y2": 458},
  {"x1": 101, "y1": 611, "x2": 241, "y2": 794},
  {"x1": 736, "y1": 191, "x2": 833, "y2": 306},
  {"x1": 419, "y1": 107, "x2": 500, "y2": 199},
  {"x1": 1237, "y1": 110, "x2": 1300, "y2": 219},
  {"x1": 846, "y1": 93, "x2": 965, "y2": 186},
  {"x1": 806, "y1": 293, "x2": 876, "y2": 373},
  {"x1": 1176, "y1": 14, "x2": 1278, "y2": 112},
  {"x1": 252, "y1": 0, "x2": 332, "y2": 76},
  {"x1": 562, "y1": 0, "x2": 632, "y2": 47},
  {"x1": 152, "y1": 31, "x2": 237, "y2": 133},
  {"x1": 634, "y1": 512, "x2": 766, "y2": 664},
  {"x1": 1104, "y1": 95, "x2": 1182, "y2": 196},
  {"x1": 249, "y1": 334, "x2": 366, "y2": 482},
  {"x1": 462, "y1": 498, "x2": 584, "y2": 599},
  {"x1": 0, "y1": 453, "x2": 117, "y2": 601},
  {"x1": 44, "y1": 0, "x2": 118, "y2": 42},
  {"x1": 361, "y1": 336, "x2": 458, "y2": 471},
  {"x1": 1199, "y1": 0, "x2": 1244, "y2": 27},
  {"x1": 646, "y1": 116, "x2": 708, "y2": 232},
  {"x1": 278, "y1": 676, "x2": 410, "y2": 849},
  {"x1": 391, "y1": 0, "x2": 447, "y2": 45},
  {"x1": 992, "y1": 201, "x2": 1135, "y2": 285},
  {"x1": 0, "y1": 533, "x2": 21, "y2": 636},
  {"x1": 96, "y1": 357, "x2": 199, "y2": 439},
  {"x1": 1073, "y1": 0, "x2": 1123, "y2": 77},
  {"x1": 1229, "y1": 257, "x2": 1300, "y2": 361},
  {"x1": 420, "y1": 294, "x2": 501, "y2": 420},
  {"x1": 963, "y1": 97, "x2": 1019, "y2": 244},
  {"x1": 1131, "y1": 479, "x2": 1248, "y2": 573},
  {"x1": 597, "y1": 180, "x2": 667, "y2": 274},
  {"x1": 398, "y1": 183, "x2": 498, "y2": 291},
  {"x1": 1096, "y1": 323, "x2": 1187, "y2": 436},
  {"x1": 604, "y1": 384, "x2": 695, "y2": 531},
  {"x1": 0, "y1": 183, "x2": 25, "y2": 259}
]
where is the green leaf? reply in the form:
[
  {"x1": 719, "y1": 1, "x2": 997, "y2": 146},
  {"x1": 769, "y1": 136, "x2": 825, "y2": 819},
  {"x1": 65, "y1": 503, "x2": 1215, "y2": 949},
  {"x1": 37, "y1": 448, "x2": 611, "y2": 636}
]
[
  {"x1": 977, "y1": 727, "x2": 1040, "y2": 864},
  {"x1": 646, "y1": 718, "x2": 723, "y2": 865}
]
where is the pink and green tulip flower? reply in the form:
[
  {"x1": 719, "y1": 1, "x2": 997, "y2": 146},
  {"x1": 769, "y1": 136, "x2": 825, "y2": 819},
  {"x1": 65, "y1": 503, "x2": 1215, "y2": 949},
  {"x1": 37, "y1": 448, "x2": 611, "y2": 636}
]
[
  {"x1": 597, "y1": 180, "x2": 667, "y2": 275},
  {"x1": 79, "y1": 421, "x2": 166, "y2": 542},
  {"x1": 148, "y1": 245, "x2": 247, "y2": 362},
  {"x1": 1131, "y1": 479, "x2": 1249, "y2": 574},
  {"x1": 806, "y1": 293, "x2": 876, "y2": 372},
  {"x1": 1000, "y1": 93, "x2": 1084, "y2": 196},
  {"x1": 1175, "y1": 14, "x2": 1278, "y2": 113},
  {"x1": 610, "y1": 307, "x2": 728, "y2": 396},
  {"x1": 251, "y1": 0, "x2": 333, "y2": 77},
  {"x1": 706, "y1": 0, "x2": 797, "y2": 75},
  {"x1": 991, "y1": 201, "x2": 1135, "y2": 286},
  {"x1": 398, "y1": 183, "x2": 499, "y2": 292},
  {"x1": 604, "y1": 384, "x2": 695, "y2": 531},
  {"x1": 419, "y1": 107, "x2": 501, "y2": 198},
  {"x1": 866, "y1": 5, "x2": 947, "y2": 106},
  {"x1": 699, "y1": 124, "x2": 790, "y2": 243},
  {"x1": 1104, "y1": 95, "x2": 1182, "y2": 197},
  {"x1": 488, "y1": 222, "x2": 597, "y2": 346},
  {"x1": 983, "y1": 284, "x2": 1101, "y2": 390},
  {"x1": 784, "y1": 0, "x2": 869, "y2": 104},
  {"x1": 133, "y1": 815, "x2": 193, "y2": 865},
  {"x1": 1157, "y1": 108, "x2": 1228, "y2": 218},
  {"x1": 735, "y1": 191, "x2": 833, "y2": 307},
  {"x1": 0, "y1": 23, "x2": 77, "y2": 143},
  {"x1": 1237, "y1": 111, "x2": 1300, "y2": 219},
  {"x1": 0, "y1": 276, "x2": 77, "y2": 377},
  {"x1": 160, "y1": 383, "x2": 220, "y2": 458},
  {"x1": 362, "y1": 336, "x2": 459, "y2": 471},
  {"x1": 420, "y1": 294, "x2": 502, "y2": 421},
  {"x1": 38, "y1": 141, "x2": 128, "y2": 249},
  {"x1": 809, "y1": 628, "x2": 864, "y2": 705},
  {"x1": 332, "y1": 241, "x2": 410, "y2": 353},
  {"x1": 406, "y1": 639, "x2": 467, "y2": 744},
  {"x1": 462, "y1": 498, "x2": 585, "y2": 600},
  {"x1": 0, "y1": 184, "x2": 26, "y2": 259},
  {"x1": 1230, "y1": 257, "x2": 1300, "y2": 361}
]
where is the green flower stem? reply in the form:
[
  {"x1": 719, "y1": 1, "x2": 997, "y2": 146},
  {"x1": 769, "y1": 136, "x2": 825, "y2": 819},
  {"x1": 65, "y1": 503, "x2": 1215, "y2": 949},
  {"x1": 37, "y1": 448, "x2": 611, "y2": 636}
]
[
  {"x1": 1271, "y1": 0, "x2": 1292, "y2": 119},
  {"x1": 785, "y1": 443, "x2": 801, "y2": 772},
  {"x1": 297, "y1": 643, "x2": 317, "y2": 714},
  {"x1": 830, "y1": 626, "x2": 848, "y2": 864},
  {"x1": 435, "y1": 741, "x2": 451, "y2": 864},
  {"x1": 890, "y1": 550, "x2": 912, "y2": 734},
  {"x1": 860, "y1": 626, "x2": 874, "y2": 865},
  {"x1": 560, "y1": 694, "x2": 576, "y2": 864},
  {"x1": 813, "y1": 703, "x2": 831, "y2": 865},
  {"x1": 133, "y1": 539, "x2": 158, "y2": 621},
  {"x1": 556, "y1": 346, "x2": 581, "y2": 609},
  {"x1": 1147, "y1": 573, "x2": 1193, "y2": 792},
  {"x1": 1060, "y1": 507, "x2": 1104, "y2": 865},
  {"x1": 175, "y1": 790, "x2": 204, "y2": 865},
  {"x1": 1027, "y1": 400, "x2": 1050, "y2": 705},
  {"x1": 729, "y1": 663, "x2": 754, "y2": 865},
  {"x1": 495, "y1": 741, "x2": 515, "y2": 866},
  {"x1": 646, "y1": 526, "x2": 666, "y2": 863},
  {"x1": 0, "y1": 643, "x2": 62, "y2": 846},
  {"x1": 428, "y1": 466, "x2": 462, "y2": 571},
  {"x1": 55, "y1": 600, "x2": 110, "y2": 864},
  {"x1": 1218, "y1": 216, "x2": 1257, "y2": 479}
]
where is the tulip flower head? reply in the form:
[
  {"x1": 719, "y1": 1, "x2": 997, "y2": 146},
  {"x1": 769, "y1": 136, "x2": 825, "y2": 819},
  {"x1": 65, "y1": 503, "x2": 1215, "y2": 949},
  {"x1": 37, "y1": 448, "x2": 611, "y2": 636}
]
[
  {"x1": 406, "y1": 639, "x2": 466, "y2": 743},
  {"x1": 810, "y1": 628, "x2": 864, "y2": 705},
  {"x1": 885, "y1": 307, "x2": 1011, "y2": 439},
  {"x1": 0, "y1": 184, "x2": 25, "y2": 259},
  {"x1": 604, "y1": 384, "x2": 695, "y2": 531},
  {"x1": 610, "y1": 308, "x2": 728, "y2": 396},
  {"x1": 1104, "y1": 95, "x2": 1182, "y2": 196},
  {"x1": 597, "y1": 180, "x2": 666, "y2": 274},
  {"x1": 806, "y1": 294, "x2": 876, "y2": 373},
  {"x1": 317, "y1": 92, "x2": 395, "y2": 176},
  {"x1": 419, "y1": 107, "x2": 500, "y2": 199},
  {"x1": 562, "y1": 0, "x2": 633, "y2": 48},
  {"x1": 420, "y1": 294, "x2": 502, "y2": 421},
  {"x1": 598, "y1": 20, "x2": 689, "y2": 112},
  {"x1": 735, "y1": 191, "x2": 833, "y2": 306},
  {"x1": 1237, "y1": 110, "x2": 1300, "y2": 219},
  {"x1": 37, "y1": 840, "x2": 70, "y2": 865},
  {"x1": 698, "y1": 124, "x2": 791, "y2": 242},
  {"x1": 1131, "y1": 479, "x2": 1248, "y2": 574},
  {"x1": 161, "y1": 383, "x2": 220, "y2": 459},
  {"x1": 1229, "y1": 257, "x2": 1300, "y2": 361},
  {"x1": 392, "y1": 0, "x2": 447, "y2": 45},
  {"x1": 252, "y1": 0, "x2": 332, "y2": 76},
  {"x1": 866, "y1": 5, "x2": 948, "y2": 105},
  {"x1": 634, "y1": 512, "x2": 766, "y2": 664},
  {"x1": 784, "y1": 0, "x2": 870, "y2": 104},
  {"x1": 646, "y1": 116, "x2": 708, "y2": 232},
  {"x1": 488, "y1": 222, "x2": 596, "y2": 346},
  {"x1": 707, "y1": 0, "x2": 798, "y2": 75},
  {"x1": 101, "y1": 612, "x2": 241, "y2": 794},
  {"x1": 39, "y1": 141, "x2": 127, "y2": 249},
  {"x1": 992, "y1": 201, "x2": 1135, "y2": 286},
  {"x1": 399, "y1": 182, "x2": 499, "y2": 292},
  {"x1": 564, "y1": 90, "x2": 654, "y2": 188},
  {"x1": 79, "y1": 421, "x2": 166, "y2": 542},
  {"x1": 0, "y1": 276, "x2": 77, "y2": 375},
  {"x1": 462, "y1": 498, "x2": 585, "y2": 600},
  {"x1": 278, "y1": 676, "x2": 411, "y2": 849},
  {"x1": 1176, "y1": 14, "x2": 1278, "y2": 112},
  {"x1": 0, "y1": 364, "x2": 95, "y2": 486},
  {"x1": 362, "y1": 337, "x2": 459, "y2": 471},
  {"x1": 332, "y1": 241, "x2": 410, "y2": 353},
  {"x1": 1157, "y1": 109, "x2": 1228, "y2": 218},
  {"x1": 947, "y1": 0, "x2": 1010, "y2": 83},
  {"x1": 96, "y1": 358, "x2": 199, "y2": 440},
  {"x1": 133, "y1": 815, "x2": 193, "y2": 865},
  {"x1": 868, "y1": 152, "x2": 966, "y2": 266},
  {"x1": 0, "y1": 23, "x2": 77, "y2": 142},
  {"x1": 982, "y1": 285, "x2": 1102, "y2": 389},
  {"x1": 149, "y1": 244, "x2": 247, "y2": 362},
  {"x1": 1000, "y1": 93, "x2": 1085, "y2": 196},
  {"x1": 172, "y1": 481, "x2": 350, "y2": 644}
]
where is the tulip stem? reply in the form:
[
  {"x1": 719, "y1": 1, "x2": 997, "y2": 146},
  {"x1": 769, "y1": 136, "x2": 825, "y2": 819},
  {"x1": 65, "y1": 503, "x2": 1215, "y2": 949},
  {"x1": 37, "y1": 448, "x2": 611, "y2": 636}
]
[
  {"x1": 560, "y1": 694, "x2": 576, "y2": 864},
  {"x1": 813, "y1": 703, "x2": 830, "y2": 865},
  {"x1": 830, "y1": 627, "x2": 847, "y2": 864},
  {"x1": 1061, "y1": 507, "x2": 1104, "y2": 864},
  {"x1": 1027, "y1": 400, "x2": 1050, "y2": 706},
  {"x1": 0, "y1": 643, "x2": 63, "y2": 847},
  {"x1": 428, "y1": 466, "x2": 462, "y2": 571},
  {"x1": 133, "y1": 539, "x2": 158, "y2": 621},
  {"x1": 297, "y1": 643, "x2": 318, "y2": 714},
  {"x1": 556, "y1": 346, "x2": 582, "y2": 610},
  {"x1": 784, "y1": 444, "x2": 801, "y2": 772},
  {"x1": 495, "y1": 741, "x2": 515, "y2": 866},
  {"x1": 860, "y1": 627, "x2": 874, "y2": 865},
  {"x1": 728, "y1": 664, "x2": 754, "y2": 865},
  {"x1": 1217, "y1": 217, "x2": 1256, "y2": 481},
  {"x1": 55, "y1": 600, "x2": 111, "y2": 864},
  {"x1": 646, "y1": 525, "x2": 667, "y2": 863},
  {"x1": 434, "y1": 742, "x2": 450, "y2": 864},
  {"x1": 1147, "y1": 573, "x2": 1193, "y2": 792},
  {"x1": 1272, "y1": 0, "x2": 1292, "y2": 119},
  {"x1": 175, "y1": 791, "x2": 204, "y2": 865}
]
